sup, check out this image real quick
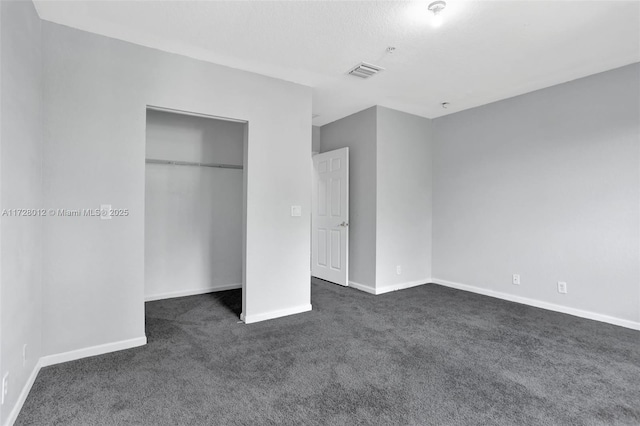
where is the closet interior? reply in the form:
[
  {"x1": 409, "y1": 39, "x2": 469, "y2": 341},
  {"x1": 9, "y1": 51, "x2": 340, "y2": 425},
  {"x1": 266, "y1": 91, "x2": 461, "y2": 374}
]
[{"x1": 144, "y1": 108, "x2": 246, "y2": 303}]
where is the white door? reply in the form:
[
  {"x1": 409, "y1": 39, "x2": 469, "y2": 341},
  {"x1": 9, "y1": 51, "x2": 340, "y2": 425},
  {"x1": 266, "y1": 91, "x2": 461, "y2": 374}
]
[{"x1": 312, "y1": 148, "x2": 349, "y2": 286}]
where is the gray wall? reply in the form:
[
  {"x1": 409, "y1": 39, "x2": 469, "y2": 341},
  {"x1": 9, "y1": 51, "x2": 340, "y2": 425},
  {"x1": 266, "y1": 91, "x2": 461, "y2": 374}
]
[
  {"x1": 146, "y1": 110, "x2": 244, "y2": 164},
  {"x1": 0, "y1": 1, "x2": 43, "y2": 424},
  {"x1": 376, "y1": 107, "x2": 432, "y2": 290},
  {"x1": 312, "y1": 126, "x2": 321, "y2": 154},
  {"x1": 432, "y1": 63, "x2": 640, "y2": 323},
  {"x1": 320, "y1": 106, "x2": 433, "y2": 291},
  {"x1": 41, "y1": 21, "x2": 312, "y2": 356},
  {"x1": 320, "y1": 107, "x2": 377, "y2": 287},
  {"x1": 145, "y1": 110, "x2": 244, "y2": 300}
]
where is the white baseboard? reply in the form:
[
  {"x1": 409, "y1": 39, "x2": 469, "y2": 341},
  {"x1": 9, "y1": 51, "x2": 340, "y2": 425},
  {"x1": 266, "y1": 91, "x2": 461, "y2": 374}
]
[
  {"x1": 348, "y1": 281, "x2": 376, "y2": 294},
  {"x1": 242, "y1": 304, "x2": 312, "y2": 324},
  {"x1": 145, "y1": 284, "x2": 241, "y2": 302},
  {"x1": 4, "y1": 360, "x2": 42, "y2": 426},
  {"x1": 376, "y1": 279, "x2": 428, "y2": 295},
  {"x1": 5, "y1": 337, "x2": 147, "y2": 424},
  {"x1": 348, "y1": 279, "x2": 427, "y2": 295},
  {"x1": 40, "y1": 336, "x2": 147, "y2": 367},
  {"x1": 431, "y1": 278, "x2": 640, "y2": 331}
]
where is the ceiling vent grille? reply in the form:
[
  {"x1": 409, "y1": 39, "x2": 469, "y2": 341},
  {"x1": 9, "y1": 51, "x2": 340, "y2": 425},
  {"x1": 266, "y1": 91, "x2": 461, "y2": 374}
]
[{"x1": 348, "y1": 62, "x2": 384, "y2": 79}]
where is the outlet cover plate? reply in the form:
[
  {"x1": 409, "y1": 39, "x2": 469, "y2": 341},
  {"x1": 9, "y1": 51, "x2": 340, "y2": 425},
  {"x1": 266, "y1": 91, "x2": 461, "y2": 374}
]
[
  {"x1": 558, "y1": 281, "x2": 568, "y2": 294},
  {"x1": 2, "y1": 372, "x2": 8, "y2": 404}
]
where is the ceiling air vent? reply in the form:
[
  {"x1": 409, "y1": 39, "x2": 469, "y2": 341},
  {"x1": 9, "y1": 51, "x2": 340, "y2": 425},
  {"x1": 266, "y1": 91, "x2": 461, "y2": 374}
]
[{"x1": 348, "y1": 62, "x2": 384, "y2": 79}]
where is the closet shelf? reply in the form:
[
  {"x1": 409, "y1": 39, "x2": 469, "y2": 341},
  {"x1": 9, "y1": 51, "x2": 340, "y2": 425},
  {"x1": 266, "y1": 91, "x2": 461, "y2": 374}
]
[{"x1": 145, "y1": 158, "x2": 243, "y2": 170}]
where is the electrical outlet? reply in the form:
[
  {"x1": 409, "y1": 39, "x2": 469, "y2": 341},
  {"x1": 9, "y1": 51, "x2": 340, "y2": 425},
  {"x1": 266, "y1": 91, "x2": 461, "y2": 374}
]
[
  {"x1": 23, "y1": 344, "x2": 28, "y2": 367},
  {"x1": 2, "y1": 373, "x2": 8, "y2": 405},
  {"x1": 512, "y1": 274, "x2": 520, "y2": 285},
  {"x1": 558, "y1": 281, "x2": 567, "y2": 294},
  {"x1": 396, "y1": 265, "x2": 402, "y2": 275}
]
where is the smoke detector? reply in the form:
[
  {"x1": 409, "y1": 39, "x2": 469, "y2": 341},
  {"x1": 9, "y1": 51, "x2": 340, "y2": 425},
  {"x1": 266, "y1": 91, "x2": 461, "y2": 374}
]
[
  {"x1": 428, "y1": 1, "x2": 446, "y2": 15},
  {"x1": 348, "y1": 62, "x2": 384, "y2": 79},
  {"x1": 428, "y1": 1, "x2": 447, "y2": 27}
]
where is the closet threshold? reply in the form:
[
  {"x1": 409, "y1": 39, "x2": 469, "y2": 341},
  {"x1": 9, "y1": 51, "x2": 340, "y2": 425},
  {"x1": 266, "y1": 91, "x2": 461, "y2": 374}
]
[{"x1": 145, "y1": 158, "x2": 243, "y2": 169}]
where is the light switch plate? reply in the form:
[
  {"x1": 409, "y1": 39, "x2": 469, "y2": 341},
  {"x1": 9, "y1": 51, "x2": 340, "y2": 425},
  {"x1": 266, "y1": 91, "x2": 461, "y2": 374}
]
[{"x1": 291, "y1": 205, "x2": 302, "y2": 217}]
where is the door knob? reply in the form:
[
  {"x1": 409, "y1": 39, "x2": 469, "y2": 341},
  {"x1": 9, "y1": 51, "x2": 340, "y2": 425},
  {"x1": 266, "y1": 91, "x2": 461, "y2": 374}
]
[{"x1": 339, "y1": 221, "x2": 349, "y2": 227}]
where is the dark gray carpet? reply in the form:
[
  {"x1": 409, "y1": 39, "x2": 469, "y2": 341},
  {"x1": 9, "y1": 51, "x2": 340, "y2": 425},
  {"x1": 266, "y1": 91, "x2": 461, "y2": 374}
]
[{"x1": 17, "y1": 280, "x2": 640, "y2": 425}]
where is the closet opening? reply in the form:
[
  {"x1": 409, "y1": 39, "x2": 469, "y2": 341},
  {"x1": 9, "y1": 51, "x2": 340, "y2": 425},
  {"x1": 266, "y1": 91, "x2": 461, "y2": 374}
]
[{"x1": 144, "y1": 106, "x2": 247, "y2": 325}]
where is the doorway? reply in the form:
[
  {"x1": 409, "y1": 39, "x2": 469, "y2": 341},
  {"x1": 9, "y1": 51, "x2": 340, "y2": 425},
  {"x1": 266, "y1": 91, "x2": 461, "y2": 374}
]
[
  {"x1": 144, "y1": 106, "x2": 247, "y2": 317},
  {"x1": 311, "y1": 148, "x2": 349, "y2": 286}
]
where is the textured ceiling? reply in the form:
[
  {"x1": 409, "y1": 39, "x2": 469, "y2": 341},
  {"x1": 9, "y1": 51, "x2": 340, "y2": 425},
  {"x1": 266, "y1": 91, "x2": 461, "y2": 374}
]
[{"x1": 34, "y1": 1, "x2": 640, "y2": 126}]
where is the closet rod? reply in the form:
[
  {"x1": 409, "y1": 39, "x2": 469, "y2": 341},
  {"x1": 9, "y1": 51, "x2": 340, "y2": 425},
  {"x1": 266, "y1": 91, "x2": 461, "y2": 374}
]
[{"x1": 145, "y1": 158, "x2": 243, "y2": 170}]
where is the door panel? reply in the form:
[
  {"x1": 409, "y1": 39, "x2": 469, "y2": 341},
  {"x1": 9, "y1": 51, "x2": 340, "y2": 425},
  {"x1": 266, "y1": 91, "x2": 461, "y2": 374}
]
[
  {"x1": 317, "y1": 229, "x2": 327, "y2": 267},
  {"x1": 312, "y1": 148, "x2": 349, "y2": 286}
]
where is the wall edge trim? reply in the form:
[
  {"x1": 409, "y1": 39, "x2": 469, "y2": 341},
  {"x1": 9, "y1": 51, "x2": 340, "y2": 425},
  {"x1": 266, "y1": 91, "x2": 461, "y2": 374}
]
[
  {"x1": 40, "y1": 336, "x2": 147, "y2": 368},
  {"x1": 431, "y1": 278, "x2": 640, "y2": 331},
  {"x1": 349, "y1": 280, "x2": 428, "y2": 295},
  {"x1": 348, "y1": 281, "x2": 376, "y2": 294},
  {"x1": 375, "y1": 279, "x2": 429, "y2": 295},
  {"x1": 4, "y1": 360, "x2": 42, "y2": 426},
  {"x1": 242, "y1": 304, "x2": 312, "y2": 324},
  {"x1": 145, "y1": 284, "x2": 242, "y2": 302}
]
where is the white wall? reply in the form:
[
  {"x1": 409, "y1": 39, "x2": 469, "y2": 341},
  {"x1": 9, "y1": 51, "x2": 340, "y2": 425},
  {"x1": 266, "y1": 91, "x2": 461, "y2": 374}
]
[
  {"x1": 145, "y1": 110, "x2": 244, "y2": 300},
  {"x1": 41, "y1": 20, "x2": 312, "y2": 357},
  {"x1": 432, "y1": 63, "x2": 640, "y2": 326},
  {"x1": 376, "y1": 107, "x2": 432, "y2": 290},
  {"x1": 320, "y1": 107, "x2": 377, "y2": 288},
  {"x1": 0, "y1": 0, "x2": 43, "y2": 424}
]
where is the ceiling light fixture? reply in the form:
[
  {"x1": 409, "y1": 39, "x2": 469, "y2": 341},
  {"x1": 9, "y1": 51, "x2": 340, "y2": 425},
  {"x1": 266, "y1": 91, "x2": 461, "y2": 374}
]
[{"x1": 428, "y1": 1, "x2": 447, "y2": 27}]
